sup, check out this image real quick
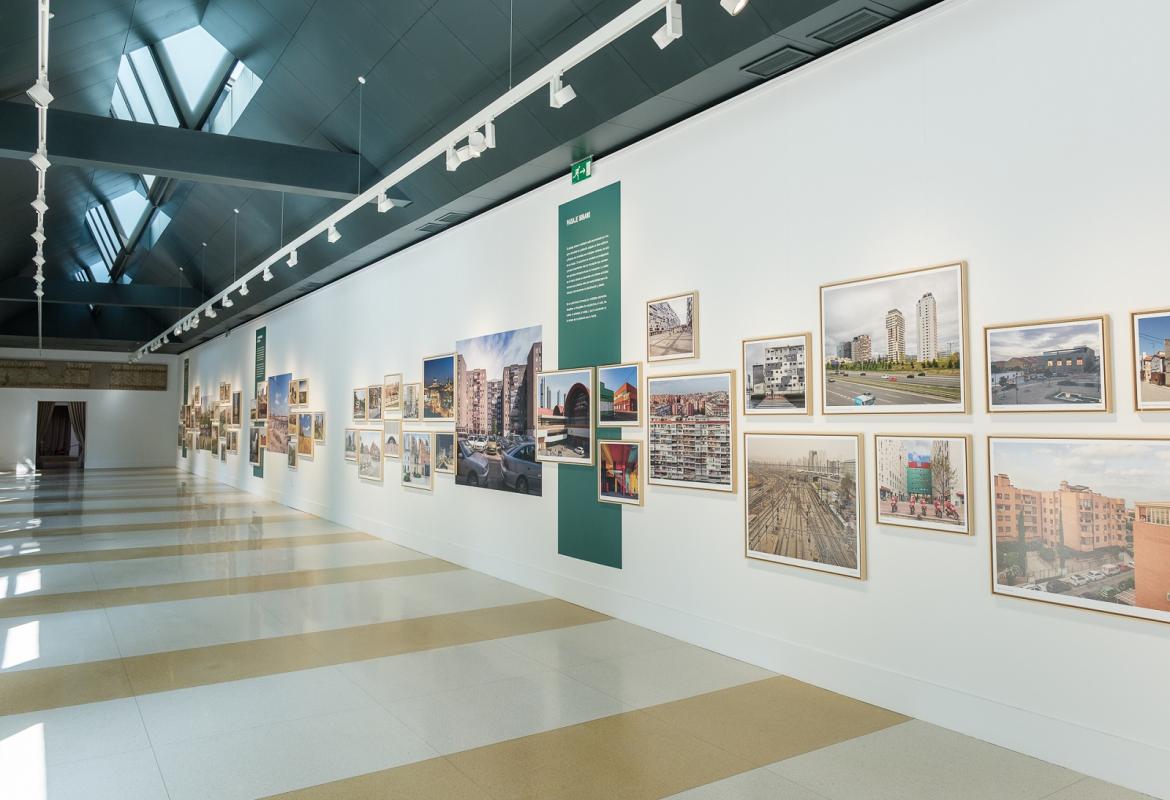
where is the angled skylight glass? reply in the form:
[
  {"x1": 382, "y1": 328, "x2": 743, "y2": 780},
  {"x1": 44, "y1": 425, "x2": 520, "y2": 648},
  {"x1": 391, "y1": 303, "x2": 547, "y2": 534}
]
[
  {"x1": 156, "y1": 26, "x2": 235, "y2": 125},
  {"x1": 108, "y1": 190, "x2": 150, "y2": 242}
]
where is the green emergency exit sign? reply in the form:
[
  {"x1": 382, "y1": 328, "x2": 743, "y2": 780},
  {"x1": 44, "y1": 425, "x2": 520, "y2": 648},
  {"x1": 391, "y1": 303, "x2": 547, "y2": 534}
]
[{"x1": 571, "y1": 155, "x2": 593, "y2": 184}]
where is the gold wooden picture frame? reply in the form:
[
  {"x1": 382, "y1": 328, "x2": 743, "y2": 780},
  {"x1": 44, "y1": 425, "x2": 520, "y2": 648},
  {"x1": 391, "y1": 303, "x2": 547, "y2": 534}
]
[
  {"x1": 421, "y1": 353, "x2": 457, "y2": 421},
  {"x1": 357, "y1": 428, "x2": 383, "y2": 482},
  {"x1": 352, "y1": 387, "x2": 367, "y2": 421},
  {"x1": 646, "y1": 291, "x2": 699, "y2": 363},
  {"x1": 401, "y1": 429, "x2": 434, "y2": 491},
  {"x1": 984, "y1": 314, "x2": 1111, "y2": 413},
  {"x1": 367, "y1": 384, "x2": 383, "y2": 421},
  {"x1": 1130, "y1": 308, "x2": 1170, "y2": 412},
  {"x1": 434, "y1": 432, "x2": 456, "y2": 474},
  {"x1": 596, "y1": 362, "x2": 642, "y2": 428},
  {"x1": 383, "y1": 373, "x2": 403, "y2": 417},
  {"x1": 646, "y1": 369, "x2": 736, "y2": 493},
  {"x1": 343, "y1": 427, "x2": 359, "y2": 462},
  {"x1": 742, "y1": 332, "x2": 812, "y2": 416},
  {"x1": 598, "y1": 439, "x2": 644, "y2": 506},
  {"x1": 874, "y1": 433, "x2": 972, "y2": 535},
  {"x1": 402, "y1": 382, "x2": 422, "y2": 421},
  {"x1": 535, "y1": 367, "x2": 595, "y2": 466},
  {"x1": 383, "y1": 419, "x2": 401, "y2": 460}
]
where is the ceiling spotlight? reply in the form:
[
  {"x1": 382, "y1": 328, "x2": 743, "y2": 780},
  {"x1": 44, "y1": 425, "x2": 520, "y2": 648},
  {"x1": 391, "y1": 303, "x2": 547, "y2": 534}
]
[
  {"x1": 238, "y1": 282, "x2": 249, "y2": 296},
  {"x1": 31, "y1": 230, "x2": 45, "y2": 245},
  {"x1": 549, "y1": 72, "x2": 576, "y2": 109},
  {"x1": 377, "y1": 192, "x2": 407, "y2": 213},
  {"x1": 719, "y1": 0, "x2": 748, "y2": 14},
  {"x1": 174, "y1": 326, "x2": 182, "y2": 337},
  {"x1": 653, "y1": 0, "x2": 683, "y2": 49},
  {"x1": 221, "y1": 294, "x2": 234, "y2": 308},
  {"x1": 26, "y1": 79, "x2": 53, "y2": 109},
  {"x1": 33, "y1": 272, "x2": 44, "y2": 285},
  {"x1": 286, "y1": 249, "x2": 298, "y2": 268},
  {"x1": 205, "y1": 306, "x2": 217, "y2": 319},
  {"x1": 34, "y1": 287, "x2": 44, "y2": 298},
  {"x1": 191, "y1": 316, "x2": 200, "y2": 328},
  {"x1": 262, "y1": 267, "x2": 273, "y2": 282},
  {"x1": 162, "y1": 334, "x2": 169, "y2": 344},
  {"x1": 446, "y1": 145, "x2": 459, "y2": 172},
  {"x1": 484, "y1": 119, "x2": 496, "y2": 149},
  {"x1": 31, "y1": 195, "x2": 48, "y2": 214},
  {"x1": 327, "y1": 225, "x2": 341, "y2": 244},
  {"x1": 29, "y1": 148, "x2": 50, "y2": 171},
  {"x1": 32, "y1": 255, "x2": 45, "y2": 268}
]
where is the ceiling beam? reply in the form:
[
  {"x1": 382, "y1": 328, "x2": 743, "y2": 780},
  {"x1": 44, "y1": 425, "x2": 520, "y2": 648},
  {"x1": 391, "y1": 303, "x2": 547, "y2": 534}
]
[
  {"x1": 0, "y1": 102, "x2": 381, "y2": 200},
  {"x1": 0, "y1": 277, "x2": 205, "y2": 309}
]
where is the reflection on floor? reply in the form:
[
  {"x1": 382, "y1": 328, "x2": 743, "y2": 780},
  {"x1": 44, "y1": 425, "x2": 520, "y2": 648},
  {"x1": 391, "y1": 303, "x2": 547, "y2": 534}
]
[{"x1": 0, "y1": 469, "x2": 1152, "y2": 799}]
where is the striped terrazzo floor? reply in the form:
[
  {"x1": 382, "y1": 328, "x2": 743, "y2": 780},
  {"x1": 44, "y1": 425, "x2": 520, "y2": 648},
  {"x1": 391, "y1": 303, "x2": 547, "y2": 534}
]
[{"x1": 0, "y1": 469, "x2": 1150, "y2": 800}]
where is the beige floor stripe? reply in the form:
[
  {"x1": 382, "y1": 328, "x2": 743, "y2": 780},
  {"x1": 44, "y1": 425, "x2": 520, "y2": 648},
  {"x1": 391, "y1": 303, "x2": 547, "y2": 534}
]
[
  {"x1": 0, "y1": 599, "x2": 607, "y2": 715},
  {"x1": 0, "y1": 512, "x2": 307, "y2": 540},
  {"x1": 0, "y1": 496, "x2": 276, "y2": 519},
  {"x1": 0, "y1": 487, "x2": 247, "y2": 504},
  {"x1": 0, "y1": 530, "x2": 374, "y2": 569},
  {"x1": 0, "y1": 558, "x2": 461, "y2": 618},
  {"x1": 265, "y1": 676, "x2": 909, "y2": 800}
]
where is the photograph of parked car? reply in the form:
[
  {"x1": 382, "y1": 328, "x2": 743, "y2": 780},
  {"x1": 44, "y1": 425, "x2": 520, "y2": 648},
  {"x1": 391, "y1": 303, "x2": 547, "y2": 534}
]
[
  {"x1": 501, "y1": 440, "x2": 541, "y2": 495},
  {"x1": 985, "y1": 316, "x2": 1109, "y2": 412},
  {"x1": 990, "y1": 436, "x2": 1170, "y2": 624}
]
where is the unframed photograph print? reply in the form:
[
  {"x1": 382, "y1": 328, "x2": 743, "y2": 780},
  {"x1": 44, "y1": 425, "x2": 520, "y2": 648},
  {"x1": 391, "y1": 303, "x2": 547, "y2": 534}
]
[
  {"x1": 266, "y1": 373, "x2": 292, "y2": 454},
  {"x1": 401, "y1": 430, "x2": 433, "y2": 490},
  {"x1": 745, "y1": 432, "x2": 864, "y2": 578},
  {"x1": 536, "y1": 367, "x2": 594, "y2": 465},
  {"x1": 358, "y1": 429, "x2": 382, "y2": 481},
  {"x1": 434, "y1": 432, "x2": 455, "y2": 474},
  {"x1": 821, "y1": 262, "x2": 966, "y2": 414},
  {"x1": 1131, "y1": 309, "x2": 1170, "y2": 411},
  {"x1": 422, "y1": 354, "x2": 456, "y2": 420},
  {"x1": 647, "y1": 371, "x2": 735, "y2": 492},
  {"x1": 599, "y1": 439, "x2": 642, "y2": 506},
  {"x1": 990, "y1": 436, "x2": 1170, "y2": 624},
  {"x1": 985, "y1": 316, "x2": 1109, "y2": 412},
  {"x1": 597, "y1": 363, "x2": 640, "y2": 426},
  {"x1": 647, "y1": 291, "x2": 698, "y2": 362},
  {"x1": 875, "y1": 434, "x2": 970, "y2": 534},
  {"x1": 383, "y1": 419, "x2": 401, "y2": 459},
  {"x1": 743, "y1": 333, "x2": 810, "y2": 415}
]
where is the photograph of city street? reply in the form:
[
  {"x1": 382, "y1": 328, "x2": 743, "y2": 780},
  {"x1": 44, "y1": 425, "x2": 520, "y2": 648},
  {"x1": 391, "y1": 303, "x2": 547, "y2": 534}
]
[
  {"x1": 875, "y1": 434, "x2": 970, "y2": 534},
  {"x1": 455, "y1": 325, "x2": 543, "y2": 493},
  {"x1": 402, "y1": 430, "x2": 433, "y2": 490},
  {"x1": 358, "y1": 429, "x2": 382, "y2": 481},
  {"x1": 352, "y1": 387, "x2": 366, "y2": 420},
  {"x1": 743, "y1": 333, "x2": 810, "y2": 415},
  {"x1": 536, "y1": 367, "x2": 594, "y2": 465},
  {"x1": 647, "y1": 291, "x2": 698, "y2": 362},
  {"x1": 423, "y1": 354, "x2": 456, "y2": 420},
  {"x1": 1132, "y1": 309, "x2": 1170, "y2": 411},
  {"x1": 249, "y1": 426, "x2": 262, "y2": 465},
  {"x1": 599, "y1": 440, "x2": 643, "y2": 506},
  {"x1": 383, "y1": 373, "x2": 402, "y2": 416},
  {"x1": 297, "y1": 413, "x2": 313, "y2": 458},
  {"x1": 597, "y1": 362, "x2": 640, "y2": 426},
  {"x1": 287, "y1": 438, "x2": 297, "y2": 469},
  {"x1": 344, "y1": 428, "x2": 358, "y2": 462},
  {"x1": 745, "y1": 432, "x2": 863, "y2": 578},
  {"x1": 403, "y1": 382, "x2": 421, "y2": 420},
  {"x1": 367, "y1": 384, "x2": 382, "y2": 421},
  {"x1": 383, "y1": 419, "x2": 400, "y2": 459},
  {"x1": 820, "y1": 262, "x2": 966, "y2": 414},
  {"x1": 266, "y1": 373, "x2": 291, "y2": 454},
  {"x1": 647, "y1": 371, "x2": 735, "y2": 492},
  {"x1": 986, "y1": 316, "x2": 1108, "y2": 412},
  {"x1": 435, "y1": 432, "x2": 455, "y2": 474},
  {"x1": 990, "y1": 436, "x2": 1170, "y2": 624},
  {"x1": 313, "y1": 412, "x2": 325, "y2": 442},
  {"x1": 256, "y1": 380, "x2": 268, "y2": 420}
]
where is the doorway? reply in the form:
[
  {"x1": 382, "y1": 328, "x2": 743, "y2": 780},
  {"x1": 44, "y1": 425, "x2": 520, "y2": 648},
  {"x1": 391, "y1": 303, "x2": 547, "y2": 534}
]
[{"x1": 35, "y1": 401, "x2": 86, "y2": 470}]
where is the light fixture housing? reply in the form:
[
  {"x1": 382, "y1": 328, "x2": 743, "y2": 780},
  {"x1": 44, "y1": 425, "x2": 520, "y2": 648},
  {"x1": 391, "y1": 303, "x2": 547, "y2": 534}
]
[
  {"x1": 238, "y1": 282, "x2": 249, "y2": 296},
  {"x1": 377, "y1": 192, "x2": 407, "y2": 213},
  {"x1": 327, "y1": 225, "x2": 341, "y2": 244},
  {"x1": 720, "y1": 0, "x2": 748, "y2": 15},
  {"x1": 262, "y1": 267, "x2": 273, "y2": 282},
  {"x1": 653, "y1": 0, "x2": 683, "y2": 49},
  {"x1": 191, "y1": 316, "x2": 200, "y2": 328},
  {"x1": 29, "y1": 149, "x2": 50, "y2": 171},
  {"x1": 174, "y1": 326, "x2": 182, "y2": 337},
  {"x1": 26, "y1": 79, "x2": 53, "y2": 109},
  {"x1": 32, "y1": 255, "x2": 45, "y2": 268},
  {"x1": 205, "y1": 306, "x2": 217, "y2": 319},
  {"x1": 549, "y1": 73, "x2": 576, "y2": 108},
  {"x1": 31, "y1": 230, "x2": 45, "y2": 245},
  {"x1": 286, "y1": 249, "x2": 298, "y2": 268},
  {"x1": 484, "y1": 119, "x2": 496, "y2": 149},
  {"x1": 221, "y1": 294, "x2": 233, "y2": 308},
  {"x1": 31, "y1": 195, "x2": 48, "y2": 214},
  {"x1": 445, "y1": 145, "x2": 459, "y2": 172}
]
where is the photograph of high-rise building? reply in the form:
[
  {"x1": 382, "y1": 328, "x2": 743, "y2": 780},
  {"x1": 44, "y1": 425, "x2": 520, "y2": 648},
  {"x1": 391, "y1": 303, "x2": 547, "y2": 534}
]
[
  {"x1": 745, "y1": 432, "x2": 863, "y2": 578},
  {"x1": 821, "y1": 262, "x2": 965, "y2": 413},
  {"x1": 598, "y1": 363, "x2": 640, "y2": 425},
  {"x1": 1131, "y1": 309, "x2": 1170, "y2": 410},
  {"x1": 743, "y1": 333, "x2": 809, "y2": 414},
  {"x1": 990, "y1": 436, "x2": 1170, "y2": 624},
  {"x1": 647, "y1": 371, "x2": 734, "y2": 492},
  {"x1": 647, "y1": 291, "x2": 698, "y2": 361},
  {"x1": 875, "y1": 434, "x2": 970, "y2": 534},
  {"x1": 985, "y1": 317, "x2": 1108, "y2": 411},
  {"x1": 455, "y1": 326, "x2": 542, "y2": 493},
  {"x1": 536, "y1": 367, "x2": 594, "y2": 465}
]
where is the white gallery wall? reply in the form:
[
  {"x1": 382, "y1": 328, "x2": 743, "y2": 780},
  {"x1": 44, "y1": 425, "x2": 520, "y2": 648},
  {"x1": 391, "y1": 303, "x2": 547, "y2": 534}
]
[
  {"x1": 0, "y1": 347, "x2": 178, "y2": 471},
  {"x1": 178, "y1": 0, "x2": 1170, "y2": 795}
]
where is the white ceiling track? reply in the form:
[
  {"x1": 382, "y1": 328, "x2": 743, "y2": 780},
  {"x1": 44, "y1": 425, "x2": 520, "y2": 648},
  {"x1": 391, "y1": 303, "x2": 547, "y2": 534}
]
[{"x1": 27, "y1": 0, "x2": 53, "y2": 351}]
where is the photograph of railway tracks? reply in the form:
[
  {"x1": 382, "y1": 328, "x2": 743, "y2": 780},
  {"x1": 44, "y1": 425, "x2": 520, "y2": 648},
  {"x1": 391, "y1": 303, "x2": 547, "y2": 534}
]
[
  {"x1": 647, "y1": 291, "x2": 698, "y2": 362},
  {"x1": 990, "y1": 436, "x2": 1170, "y2": 624},
  {"x1": 875, "y1": 434, "x2": 971, "y2": 535},
  {"x1": 985, "y1": 316, "x2": 1109, "y2": 412},
  {"x1": 745, "y1": 432, "x2": 864, "y2": 578},
  {"x1": 1132, "y1": 309, "x2": 1170, "y2": 411},
  {"x1": 648, "y1": 371, "x2": 735, "y2": 492},
  {"x1": 821, "y1": 262, "x2": 966, "y2": 414}
]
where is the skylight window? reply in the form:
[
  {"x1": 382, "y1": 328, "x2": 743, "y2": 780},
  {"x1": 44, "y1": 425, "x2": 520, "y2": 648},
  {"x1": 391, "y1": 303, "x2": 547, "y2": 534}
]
[
  {"x1": 108, "y1": 190, "x2": 150, "y2": 242},
  {"x1": 156, "y1": 26, "x2": 234, "y2": 125},
  {"x1": 84, "y1": 206, "x2": 121, "y2": 273}
]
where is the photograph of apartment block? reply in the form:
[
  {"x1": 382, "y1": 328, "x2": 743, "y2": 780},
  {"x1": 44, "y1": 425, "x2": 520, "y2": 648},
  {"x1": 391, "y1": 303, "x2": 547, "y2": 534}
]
[
  {"x1": 647, "y1": 372, "x2": 733, "y2": 491},
  {"x1": 1133, "y1": 309, "x2": 1170, "y2": 410}
]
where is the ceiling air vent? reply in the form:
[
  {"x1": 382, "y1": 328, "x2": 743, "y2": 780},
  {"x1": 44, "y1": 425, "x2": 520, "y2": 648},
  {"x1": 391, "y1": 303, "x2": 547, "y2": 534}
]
[
  {"x1": 417, "y1": 222, "x2": 447, "y2": 233},
  {"x1": 811, "y1": 8, "x2": 890, "y2": 46},
  {"x1": 435, "y1": 211, "x2": 468, "y2": 224},
  {"x1": 742, "y1": 46, "x2": 814, "y2": 79}
]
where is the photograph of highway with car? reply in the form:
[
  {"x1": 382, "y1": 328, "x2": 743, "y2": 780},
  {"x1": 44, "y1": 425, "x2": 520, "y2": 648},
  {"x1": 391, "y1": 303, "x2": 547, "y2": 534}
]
[
  {"x1": 821, "y1": 263, "x2": 966, "y2": 413},
  {"x1": 986, "y1": 317, "x2": 1107, "y2": 411},
  {"x1": 991, "y1": 437, "x2": 1170, "y2": 623},
  {"x1": 454, "y1": 326, "x2": 543, "y2": 495},
  {"x1": 745, "y1": 433, "x2": 863, "y2": 578}
]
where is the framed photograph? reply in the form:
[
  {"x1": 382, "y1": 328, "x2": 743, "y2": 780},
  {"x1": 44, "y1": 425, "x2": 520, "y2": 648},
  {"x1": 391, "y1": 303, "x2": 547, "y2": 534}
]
[
  {"x1": 219, "y1": 440, "x2": 226, "y2": 462},
  {"x1": 742, "y1": 333, "x2": 811, "y2": 415},
  {"x1": 248, "y1": 426, "x2": 262, "y2": 465},
  {"x1": 647, "y1": 370, "x2": 735, "y2": 493},
  {"x1": 383, "y1": 419, "x2": 401, "y2": 459},
  {"x1": 402, "y1": 382, "x2": 422, "y2": 421},
  {"x1": 434, "y1": 432, "x2": 455, "y2": 474},
  {"x1": 598, "y1": 439, "x2": 643, "y2": 506},
  {"x1": 383, "y1": 373, "x2": 402, "y2": 417},
  {"x1": 297, "y1": 413, "x2": 314, "y2": 458},
  {"x1": 368, "y1": 384, "x2": 383, "y2": 421},
  {"x1": 535, "y1": 367, "x2": 595, "y2": 465},
  {"x1": 353, "y1": 387, "x2": 367, "y2": 421},
  {"x1": 597, "y1": 363, "x2": 641, "y2": 427},
  {"x1": 401, "y1": 430, "x2": 433, "y2": 490},
  {"x1": 219, "y1": 382, "x2": 230, "y2": 403},
  {"x1": 292, "y1": 378, "x2": 309, "y2": 407},
  {"x1": 647, "y1": 291, "x2": 698, "y2": 362},
  {"x1": 287, "y1": 438, "x2": 298, "y2": 469},
  {"x1": 422, "y1": 353, "x2": 456, "y2": 420},
  {"x1": 1131, "y1": 309, "x2": 1170, "y2": 411},
  {"x1": 192, "y1": 385, "x2": 200, "y2": 406},
  {"x1": 985, "y1": 315, "x2": 1110, "y2": 412},
  {"x1": 256, "y1": 381, "x2": 268, "y2": 420},
  {"x1": 455, "y1": 325, "x2": 543, "y2": 495},
  {"x1": 745, "y1": 432, "x2": 865, "y2": 578},
  {"x1": 226, "y1": 429, "x2": 239, "y2": 455},
  {"x1": 231, "y1": 391, "x2": 242, "y2": 426},
  {"x1": 875, "y1": 434, "x2": 971, "y2": 535},
  {"x1": 358, "y1": 429, "x2": 382, "y2": 481},
  {"x1": 820, "y1": 262, "x2": 967, "y2": 414},
  {"x1": 249, "y1": 397, "x2": 257, "y2": 423},
  {"x1": 344, "y1": 428, "x2": 359, "y2": 462},
  {"x1": 266, "y1": 373, "x2": 292, "y2": 454},
  {"x1": 989, "y1": 435, "x2": 1170, "y2": 625},
  {"x1": 312, "y1": 412, "x2": 326, "y2": 443}
]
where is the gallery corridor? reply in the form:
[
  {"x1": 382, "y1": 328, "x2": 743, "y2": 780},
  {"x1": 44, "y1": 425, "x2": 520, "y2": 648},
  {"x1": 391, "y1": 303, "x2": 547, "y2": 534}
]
[{"x1": 0, "y1": 469, "x2": 1148, "y2": 799}]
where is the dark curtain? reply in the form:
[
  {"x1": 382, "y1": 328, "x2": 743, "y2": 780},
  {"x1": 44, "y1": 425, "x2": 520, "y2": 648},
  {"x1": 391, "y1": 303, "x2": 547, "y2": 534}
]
[
  {"x1": 66, "y1": 402, "x2": 86, "y2": 465},
  {"x1": 43, "y1": 406, "x2": 71, "y2": 456},
  {"x1": 36, "y1": 401, "x2": 54, "y2": 443}
]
